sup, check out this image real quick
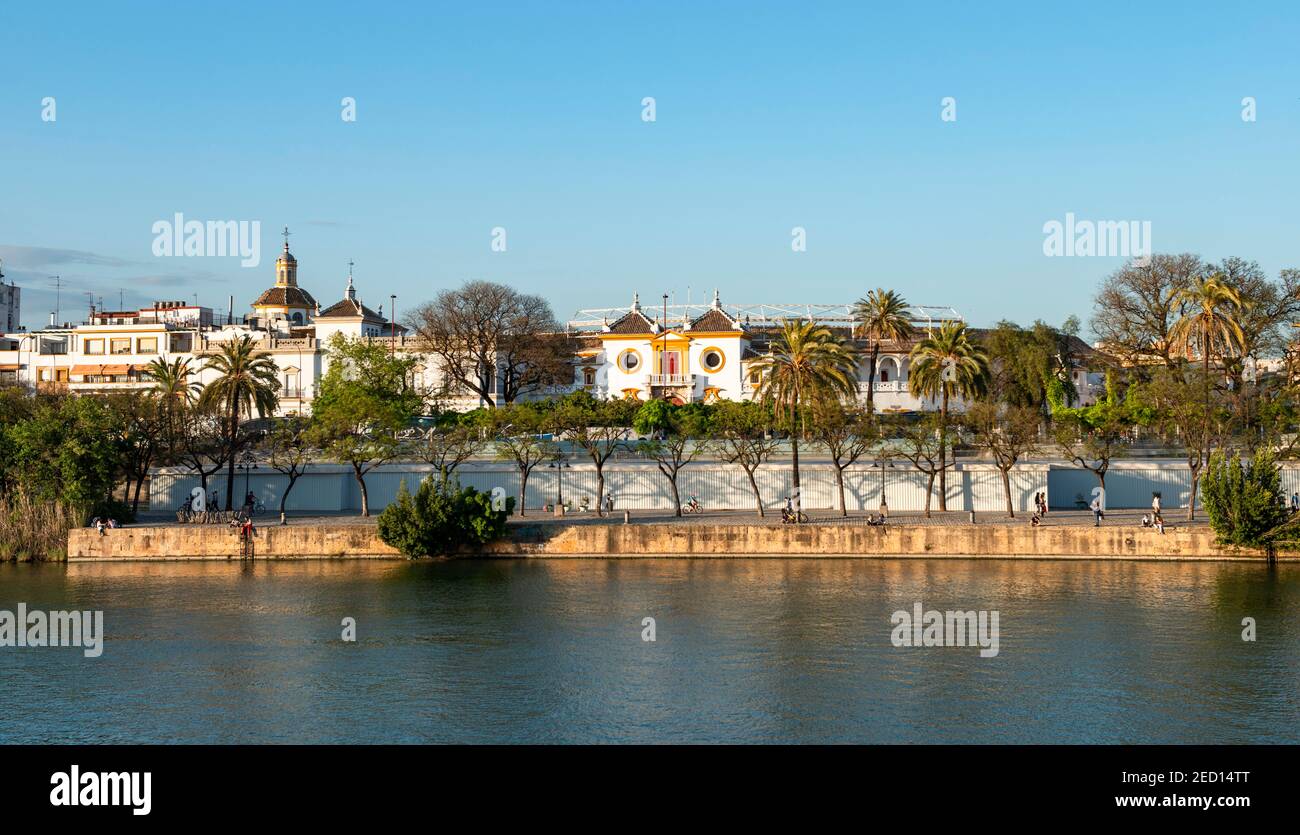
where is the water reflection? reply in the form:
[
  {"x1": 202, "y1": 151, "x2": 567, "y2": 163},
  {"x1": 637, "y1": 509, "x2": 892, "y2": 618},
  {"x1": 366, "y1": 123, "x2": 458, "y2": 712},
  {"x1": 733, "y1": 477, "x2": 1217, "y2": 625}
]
[{"x1": 0, "y1": 559, "x2": 1296, "y2": 743}]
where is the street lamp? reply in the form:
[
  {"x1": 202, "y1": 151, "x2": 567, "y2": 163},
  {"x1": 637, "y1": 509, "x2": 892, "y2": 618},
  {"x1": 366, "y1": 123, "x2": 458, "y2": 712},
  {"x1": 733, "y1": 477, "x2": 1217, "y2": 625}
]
[
  {"x1": 872, "y1": 458, "x2": 895, "y2": 519},
  {"x1": 548, "y1": 457, "x2": 571, "y2": 514},
  {"x1": 237, "y1": 451, "x2": 258, "y2": 510}
]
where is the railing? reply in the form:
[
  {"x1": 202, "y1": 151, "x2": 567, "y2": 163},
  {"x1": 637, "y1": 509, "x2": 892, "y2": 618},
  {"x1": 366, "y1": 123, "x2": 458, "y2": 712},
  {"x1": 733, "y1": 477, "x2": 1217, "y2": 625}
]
[
  {"x1": 859, "y1": 380, "x2": 904, "y2": 393},
  {"x1": 650, "y1": 374, "x2": 695, "y2": 387}
]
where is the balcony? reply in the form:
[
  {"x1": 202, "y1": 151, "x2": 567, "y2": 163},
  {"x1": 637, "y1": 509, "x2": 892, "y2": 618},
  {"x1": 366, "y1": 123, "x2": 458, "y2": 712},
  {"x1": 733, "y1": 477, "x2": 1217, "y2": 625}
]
[
  {"x1": 650, "y1": 374, "x2": 695, "y2": 387},
  {"x1": 859, "y1": 380, "x2": 904, "y2": 393}
]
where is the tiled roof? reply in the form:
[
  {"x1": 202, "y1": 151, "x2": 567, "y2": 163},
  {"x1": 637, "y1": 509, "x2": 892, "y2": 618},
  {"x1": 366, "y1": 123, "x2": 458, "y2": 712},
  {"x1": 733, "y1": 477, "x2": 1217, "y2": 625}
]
[
  {"x1": 252, "y1": 286, "x2": 316, "y2": 308},
  {"x1": 689, "y1": 308, "x2": 741, "y2": 332},
  {"x1": 604, "y1": 310, "x2": 656, "y2": 335},
  {"x1": 316, "y1": 298, "x2": 384, "y2": 320}
]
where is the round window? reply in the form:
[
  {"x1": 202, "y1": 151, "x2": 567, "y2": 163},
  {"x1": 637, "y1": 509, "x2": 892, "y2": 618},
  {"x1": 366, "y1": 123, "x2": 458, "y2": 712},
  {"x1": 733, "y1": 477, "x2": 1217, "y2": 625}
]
[
  {"x1": 618, "y1": 349, "x2": 641, "y2": 372},
  {"x1": 701, "y1": 348, "x2": 725, "y2": 372}
]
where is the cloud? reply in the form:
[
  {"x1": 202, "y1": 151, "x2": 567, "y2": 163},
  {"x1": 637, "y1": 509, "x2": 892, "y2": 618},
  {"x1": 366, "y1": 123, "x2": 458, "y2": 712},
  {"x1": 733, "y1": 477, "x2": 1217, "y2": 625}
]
[{"x1": 0, "y1": 244, "x2": 138, "y2": 270}]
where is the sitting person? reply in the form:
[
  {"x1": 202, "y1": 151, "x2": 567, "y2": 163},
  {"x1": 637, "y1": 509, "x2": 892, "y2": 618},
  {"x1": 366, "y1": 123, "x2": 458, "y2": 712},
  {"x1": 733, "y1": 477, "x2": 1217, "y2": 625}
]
[
  {"x1": 1154, "y1": 513, "x2": 1164, "y2": 534},
  {"x1": 1030, "y1": 513, "x2": 1041, "y2": 527},
  {"x1": 1140, "y1": 513, "x2": 1152, "y2": 528}
]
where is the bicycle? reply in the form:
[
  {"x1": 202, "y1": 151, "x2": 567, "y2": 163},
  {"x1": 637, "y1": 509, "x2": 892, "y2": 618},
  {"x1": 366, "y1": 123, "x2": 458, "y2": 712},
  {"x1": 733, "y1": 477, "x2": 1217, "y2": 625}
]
[
  {"x1": 781, "y1": 497, "x2": 808, "y2": 524},
  {"x1": 684, "y1": 495, "x2": 703, "y2": 514}
]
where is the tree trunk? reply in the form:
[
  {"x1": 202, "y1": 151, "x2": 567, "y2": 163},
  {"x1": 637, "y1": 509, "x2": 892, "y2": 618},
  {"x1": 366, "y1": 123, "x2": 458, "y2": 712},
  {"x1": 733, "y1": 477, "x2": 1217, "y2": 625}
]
[
  {"x1": 836, "y1": 466, "x2": 847, "y2": 516},
  {"x1": 865, "y1": 344, "x2": 879, "y2": 414},
  {"x1": 132, "y1": 475, "x2": 146, "y2": 514},
  {"x1": 280, "y1": 473, "x2": 299, "y2": 515},
  {"x1": 938, "y1": 390, "x2": 949, "y2": 511},
  {"x1": 518, "y1": 469, "x2": 528, "y2": 516},
  {"x1": 746, "y1": 466, "x2": 764, "y2": 517},
  {"x1": 667, "y1": 469, "x2": 682, "y2": 517},
  {"x1": 1001, "y1": 468, "x2": 1013, "y2": 518},
  {"x1": 225, "y1": 400, "x2": 239, "y2": 511},
  {"x1": 1187, "y1": 465, "x2": 1200, "y2": 522},
  {"x1": 791, "y1": 434, "x2": 802, "y2": 517},
  {"x1": 925, "y1": 471, "x2": 935, "y2": 518},
  {"x1": 595, "y1": 466, "x2": 606, "y2": 518},
  {"x1": 356, "y1": 467, "x2": 370, "y2": 517}
]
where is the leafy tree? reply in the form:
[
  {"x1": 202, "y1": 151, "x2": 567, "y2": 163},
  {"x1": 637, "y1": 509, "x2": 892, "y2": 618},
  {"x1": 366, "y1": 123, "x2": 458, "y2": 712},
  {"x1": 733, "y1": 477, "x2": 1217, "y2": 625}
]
[
  {"x1": 487, "y1": 402, "x2": 558, "y2": 516},
  {"x1": 1139, "y1": 369, "x2": 1229, "y2": 521},
  {"x1": 551, "y1": 391, "x2": 636, "y2": 516},
  {"x1": 965, "y1": 402, "x2": 1042, "y2": 518},
  {"x1": 144, "y1": 355, "x2": 200, "y2": 453},
  {"x1": 311, "y1": 334, "x2": 421, "y2": 516},
  {"x1": 198, "y1": 334, "x2": 281, "y2": 510},
  {"x1": 891, "y1": 414, "x2": 952, "y2": 518},
  {"x1": 175, "y1": 399, "x2": 230, "y2": 503},
  {"x1": 1051, "y1": 373, "x2": 1140, "y2": 497},
  {"x1": 7, "y1": 396, "x2": 125, "y2": 518},
  {"x1": 750, "y1": 319, "x2": 858, "y2": 518},
  {"x1": 636, "y1": 402, "x2": 712, "y2": 515},
  {"x1": 852, "y1": 288, "x2": 914, "y2": 414},
  {"x1": 1200, "y1": 449, "x2": 1287, "y2": 546},
  {"x1": 409, "y1": 410, "x2": 485, "y2": 487},
  {"x1": 109, "y1": 391, "x2": 168, "y2": 514},
  {"x1": 981, "y1": 320, "x2": 1076, "y2": 411},
  {"x1": 709, "y1": 400, "x2": 780, "y2": 517},
  {"x1": 377, "y1": 478, "x2": 510, "y2": 558},
  {"x1": 810, "y1": 400, "x2": 878, "y2": 517},
  {"x1": 263, "y1": 416, "x2": 314, "y2": 518},
  {"x1": 1169, "y1": 274, "x2": 1245, "y2": 449},
  {"x1": 908, "y1": 321, "x2": 990, "y2": 510}
]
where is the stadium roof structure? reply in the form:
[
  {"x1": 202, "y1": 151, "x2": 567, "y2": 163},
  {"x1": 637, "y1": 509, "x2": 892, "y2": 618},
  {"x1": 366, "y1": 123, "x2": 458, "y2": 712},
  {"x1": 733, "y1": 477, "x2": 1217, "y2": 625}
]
[{"x1": 567, "y1": 302, "x2": 962, "y2": 332}]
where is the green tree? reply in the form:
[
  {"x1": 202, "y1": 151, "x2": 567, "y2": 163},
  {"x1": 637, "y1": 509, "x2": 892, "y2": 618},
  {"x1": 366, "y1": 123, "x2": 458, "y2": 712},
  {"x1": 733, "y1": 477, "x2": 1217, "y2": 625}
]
[
  {"x1": 908, "y1": 321, "x2": 990, "y2": 510},
  {"x1": 263, "y1": 416, "x2": 314, "y2": 519},
  {"x1": 810, "y1": 400, "x2": 878, "y2": 517},
  {"x1": 377, "y1": 478, "x2": 510, "y2": 558},
  {"x1": 636, "y1": 401, "x2": 712, "y2": 515},
  {"x1": 198, "y1": 335, "x2": 281, "y2": 511},
  {"x1": 1200, "y1": 449, "x2": 1287, "y2": 546},
  {"x1": 965, "y1": 402, "x2": 1042, "y2": 518},
  {"x1": 551, "y1": 391, "x2": 637, "y2": 516},
  {"x1": 709, "y1": 400, "x2": 780, "y2": 517},
  {"x1": 1051, "y1": 374, "x2": 1140, "y2": 498},
  {"x1": 750, "y1": 319, "x2": 858, "y2": 518},
  {"x1": 144, "y1": 355, "x2": 200, "y2": 454},
  {"x1": 852, "y1": 288, "x2": 914, "y2": 414},
  {"x1": 311, "y1": 334, "x2": 421, "y2": 516},
  {"x1": 410, "y1": 410, "x2": 485, "y2": 487},
  {"x1": 7, "y1": 396, "x2": 125, "y2": 517},
  {"x1": 891, "y1": 413, "x2": 951, "y2": 518},
  {"x1": 487, "y1": 402, "x2": 559, "y2": 517}
]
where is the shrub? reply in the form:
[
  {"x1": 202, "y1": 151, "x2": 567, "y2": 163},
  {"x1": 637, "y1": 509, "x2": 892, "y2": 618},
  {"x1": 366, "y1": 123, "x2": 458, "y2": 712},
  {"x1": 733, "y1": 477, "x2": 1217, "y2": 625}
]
[
  {"x1": 1201, "y1": 449, "x2": 1287, "y2": 547},
  {"x1": 376, "y1": 478, "x2": 510, "y2": 558}
]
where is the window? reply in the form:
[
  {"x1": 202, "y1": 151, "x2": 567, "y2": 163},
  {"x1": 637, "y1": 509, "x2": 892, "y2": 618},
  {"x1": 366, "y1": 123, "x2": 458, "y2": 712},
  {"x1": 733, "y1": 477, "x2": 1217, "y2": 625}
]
[
  {"x1": 137, "y1": 337, "x2": 158, "y2": 354},
  {"x1": 748, "y1": 370, "x2": 761, "y2": 384},
  {"x1": 583, "y1": 368, "x2": 595, "y2": 386},
  {"x1": 880, "y1": 369, "x2": 889, "y2": 382},
  {"x1": 85, "y1": 339, "x2": 104, "y2": 355},
  {"x1": 110, "y1": 338, "x2": 131, "y2": 355},
  {"x1": 617, "y1": 349, "x2": 641, "y2": 373},
  {"x1": 700, "y1": 348, "x2": 725, "y2": 372}
]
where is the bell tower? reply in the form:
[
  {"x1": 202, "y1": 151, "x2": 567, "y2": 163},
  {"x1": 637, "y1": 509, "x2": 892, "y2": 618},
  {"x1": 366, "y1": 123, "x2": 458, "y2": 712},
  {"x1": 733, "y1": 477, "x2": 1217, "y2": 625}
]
[{"x1": 275, "y1": 226, "x2": 298, "y2": 287}]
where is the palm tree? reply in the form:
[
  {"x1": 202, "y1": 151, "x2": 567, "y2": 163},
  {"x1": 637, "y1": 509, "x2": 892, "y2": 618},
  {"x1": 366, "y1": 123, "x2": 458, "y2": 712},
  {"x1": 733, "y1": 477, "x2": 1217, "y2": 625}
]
[
  {"x1": 751, "y1": 319, "x2": 858, "y2": 519},
  {"x1": 908, "y1": 321, "x2": 990, "y2": 512},
  {"x1": 1168, "y1": 273, "x2": 1245, "y2": 520},
  {"x1": 198, "y1": 335, "x2": 281, "y2": 510},
  {"x1": 145, "y1": 356, "x2": 201, "y2": 454},
  {"x1": 852, "y1": 288, "x2": 915, "y2": 413}
]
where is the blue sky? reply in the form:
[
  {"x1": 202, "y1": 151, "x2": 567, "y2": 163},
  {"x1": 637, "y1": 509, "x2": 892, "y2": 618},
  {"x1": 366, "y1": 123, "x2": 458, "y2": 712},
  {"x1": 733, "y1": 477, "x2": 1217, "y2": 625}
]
[{"x1": 2, "y1": 1, "x2": 1298, "y2": 335}]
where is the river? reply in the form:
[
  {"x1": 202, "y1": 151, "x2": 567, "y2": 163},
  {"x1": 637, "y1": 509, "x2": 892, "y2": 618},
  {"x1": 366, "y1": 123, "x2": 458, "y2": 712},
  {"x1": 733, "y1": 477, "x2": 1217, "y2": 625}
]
[{"x1": 1, "y1": 558, "x2": 1296, "y2": 743}]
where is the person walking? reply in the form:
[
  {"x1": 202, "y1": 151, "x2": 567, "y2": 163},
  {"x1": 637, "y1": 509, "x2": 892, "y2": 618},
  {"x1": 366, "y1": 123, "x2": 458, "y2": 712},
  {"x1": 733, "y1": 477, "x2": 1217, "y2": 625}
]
[
  {"x1": 1291, "y1": 493, "x2": 1298, "y2": 513},
  {"x1": 1151, "y1": 493, "x2": 1161, "y2": 517},
  {"x1": 1090, "y1": 496, "x2": 1104, "y2": 527}
]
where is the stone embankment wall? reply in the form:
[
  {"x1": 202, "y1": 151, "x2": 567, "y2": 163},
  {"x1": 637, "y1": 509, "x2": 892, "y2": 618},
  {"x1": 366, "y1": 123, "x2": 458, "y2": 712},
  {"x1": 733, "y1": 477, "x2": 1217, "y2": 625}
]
[{"x1": 66, "y1": 523, "x2": 1280, "y2": 561}]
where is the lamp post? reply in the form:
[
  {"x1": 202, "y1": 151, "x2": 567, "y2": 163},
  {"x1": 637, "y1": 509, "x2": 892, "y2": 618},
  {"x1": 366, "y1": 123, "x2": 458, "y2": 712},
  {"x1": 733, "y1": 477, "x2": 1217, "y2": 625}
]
[
  {"x1": 237, "y1": 451, "x2": 258, "y2": 511},
  {"x1": 873, "y1": 458, "x2": 894, "y2": 519},
  {"x1": 548, "y1": 457, "x2": 571, "y2": 514}
]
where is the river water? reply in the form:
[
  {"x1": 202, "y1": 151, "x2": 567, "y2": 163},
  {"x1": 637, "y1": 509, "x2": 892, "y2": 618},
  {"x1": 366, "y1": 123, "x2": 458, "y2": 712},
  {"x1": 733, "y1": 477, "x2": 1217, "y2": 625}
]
[{"x1": 0, "y1": 558, "x2": 1296, "y2": 743}]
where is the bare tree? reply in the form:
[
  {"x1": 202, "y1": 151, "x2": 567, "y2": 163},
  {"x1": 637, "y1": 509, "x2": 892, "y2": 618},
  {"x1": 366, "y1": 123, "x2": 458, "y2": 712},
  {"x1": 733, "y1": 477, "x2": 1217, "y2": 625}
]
[
  {"x1": 893, "y1": 414, "x2": 952, "y2": 518},
  {"x1": 709, "y1": 401, "x2": 780, "y2": 517},
  {"x1": 811, "y1": 401, "x2": 879, "y2": 517},
  {"x1": 1090, "y1": 253, "x2": 1201, "y2": 369},
  {"x1": 409, "y1": 281, "x2": 572, "y2": 407}
]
